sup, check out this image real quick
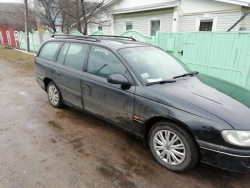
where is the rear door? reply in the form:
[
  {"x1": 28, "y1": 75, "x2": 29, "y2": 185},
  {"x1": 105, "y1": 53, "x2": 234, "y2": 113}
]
[
  {"x1": 53, "y1": 42, "x2": 89, "y2": 109},
  {"x1": 82, "y1": 45, "x2": 135, "y2": 131},
  {"x1": 35, "y1": 41, "x2": 63, "y2": 84}
]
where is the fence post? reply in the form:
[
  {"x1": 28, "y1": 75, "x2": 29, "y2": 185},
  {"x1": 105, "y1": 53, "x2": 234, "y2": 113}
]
[
  {"x1": 241, "y1": 33, "x2": 250, "y2": 89},
  {"x1": 29, "y1": 32, "x2": 35, "y2": 51},
  {"x1": 151, "y1": 36, "x2": 156, "y2": 45},
  {"x1": 155, "y1": 31, "x2": 160, "y2": 47}
]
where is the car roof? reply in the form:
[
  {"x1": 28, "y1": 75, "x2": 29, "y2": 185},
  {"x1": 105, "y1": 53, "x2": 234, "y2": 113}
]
[
  {"x1": 96, "y1": 39, "x2": 150, "y2": 50},
  {"x1": 45, "y1": 36, "x2": 150, "y2": 51}
]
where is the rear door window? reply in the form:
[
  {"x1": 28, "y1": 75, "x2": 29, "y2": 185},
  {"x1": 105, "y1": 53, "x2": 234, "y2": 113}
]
[
  {"x1": 64, "y1": 43, "x2": 89, "y2": 71},
  {"x1": 39, "y1": 42, "x2": 62, "y2": 61}
]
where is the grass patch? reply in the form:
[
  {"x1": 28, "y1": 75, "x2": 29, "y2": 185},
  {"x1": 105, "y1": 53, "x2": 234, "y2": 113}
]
[{"x1": 0, "y1": 45, "x2": 35, "y2": 76}]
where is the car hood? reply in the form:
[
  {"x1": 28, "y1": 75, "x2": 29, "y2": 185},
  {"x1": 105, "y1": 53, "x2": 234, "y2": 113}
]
[{"x1": 138, "y1": 75, "x2": 250, "y2": 130}]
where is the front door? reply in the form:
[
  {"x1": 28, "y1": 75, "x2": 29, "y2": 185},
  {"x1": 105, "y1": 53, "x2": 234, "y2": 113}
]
[{"x1": 82, "y1": 45, "x2": 135, "y2": 131}]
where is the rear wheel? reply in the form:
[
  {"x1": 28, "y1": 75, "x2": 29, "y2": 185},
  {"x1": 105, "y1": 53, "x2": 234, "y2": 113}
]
[
  {"x1": 47, "y1": 81, "x2": 63, "y2": 108},
  {"x1": 148, "y1": 121, "x2": 199, "y2": 172}
]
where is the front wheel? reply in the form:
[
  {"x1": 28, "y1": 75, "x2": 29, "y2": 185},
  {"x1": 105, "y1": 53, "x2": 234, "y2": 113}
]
[
  {"x1": 47, "y1": 81, "x2": 63, "y2": 108},
  {"x1": 148, "y1": 121, "x2": 199, "y2": 172}
]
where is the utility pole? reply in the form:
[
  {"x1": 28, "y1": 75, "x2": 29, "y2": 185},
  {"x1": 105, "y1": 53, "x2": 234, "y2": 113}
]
[
  {"x1": 24, "y1": 0, "x2": 30, "y2": 52},
  {"x1": 34, "y1": 0, "x2": 43, "y2": 45}
]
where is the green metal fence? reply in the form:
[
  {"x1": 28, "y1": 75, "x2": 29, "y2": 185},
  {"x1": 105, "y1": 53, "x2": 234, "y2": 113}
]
[
  {"x1": 92, "y1": 31, "x2": 107, "y2": 35},
  {"x1": 156, "y1": 32, "x2": 250, "y2": 89},
  {"x1": 18, "y1": 30, "x2": 250, "y2": 90}
]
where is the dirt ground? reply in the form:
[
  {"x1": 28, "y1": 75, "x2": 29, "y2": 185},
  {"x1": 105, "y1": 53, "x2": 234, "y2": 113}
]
[{"x1": 0, "y1": 46, "x2": 250, "y2": 188}]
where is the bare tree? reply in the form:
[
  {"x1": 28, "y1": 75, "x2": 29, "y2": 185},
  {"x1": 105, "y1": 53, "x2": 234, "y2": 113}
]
[
  {"x1": 0, "y1": 17, "x2": 11, "y2": 30},
  {"x1": 29, "y1": 0, "x2": 62, "y2": 33},
  {"x1": 69, "y1": 0, "x2": 123, "y2": 35},
  {"x1": 10, "y1": 0, "x2": 63, "y2": 33},
  {"x1": 9, "y1": 0, "x2": 122, "y2": 34},
  {"x1": 4, "y1": 1, "x2": 38, "y2": 32},
  {"x1": 0, "y1": 2, "x2": 36, "y2": 31}
]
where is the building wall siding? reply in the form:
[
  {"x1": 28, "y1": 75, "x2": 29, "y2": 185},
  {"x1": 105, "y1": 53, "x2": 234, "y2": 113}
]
[
  {"x1": 179, "y1": 11, "x2": 241, "y2": 32},
  {"x1": 179, "y1": 15, "x2": 196, "y2": 32},
  {"x1": 113, "y1": 9, "x2": 174, "y2": 35},
  {"x1": 88, "y1": 25, "x2": 97, "y2": 35},
  {"x1": 180, "y1": 0, "x2": 241, "y2": 14},
  {"x1": 216, "y1": 11, "x2": 241, "y2": 31},
  {"x1": 102, "y1": 24, "x2": 112, "y2": 35},
  {"x1": 87, "y1": 0, "x2": 245, "y2": 34},
  {"x1": 111, "y1": 0, "x2": 176, "y2": 10},
  {"x1": 242, "y1": 10, "x2": 250, "y2": 31},
  {"x1": 246, "y1": 14, "x2": 250, "y2": 31},
  {"x1": 88, "y1": 24, "x2": 112, "y2": 35}
]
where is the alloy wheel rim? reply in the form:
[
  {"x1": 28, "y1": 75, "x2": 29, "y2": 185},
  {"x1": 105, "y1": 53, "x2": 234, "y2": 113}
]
[
  {"x1": 153, "y1": 130, "x2": 186, "y2": 166},
  {"x1": 48, "y1": 85, "x2": 59, "y2": 106}
]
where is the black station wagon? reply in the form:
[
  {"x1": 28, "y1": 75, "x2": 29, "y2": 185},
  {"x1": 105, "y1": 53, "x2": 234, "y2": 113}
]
[{"x1": 35, "y1": 35, "x2": 250, "y2": 173}]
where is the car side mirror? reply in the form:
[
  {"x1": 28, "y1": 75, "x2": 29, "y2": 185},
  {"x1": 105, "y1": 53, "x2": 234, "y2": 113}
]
[{"x1": 107, "y1": 74, "x2": 131, "y2": 85}]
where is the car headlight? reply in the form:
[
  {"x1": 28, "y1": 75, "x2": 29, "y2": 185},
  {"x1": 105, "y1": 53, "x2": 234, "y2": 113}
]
[{"x1": 222, "y1": 130, "x2": 250, "y2": 147}]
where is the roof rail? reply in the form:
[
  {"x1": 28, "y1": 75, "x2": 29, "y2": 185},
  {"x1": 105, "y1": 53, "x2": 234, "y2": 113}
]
[
  {"x1": 90, "y1": 35, "x2": 137, "y2": 41},
  {"x1": 51, "y1": 34, "x2": 101, "y2": 42}
]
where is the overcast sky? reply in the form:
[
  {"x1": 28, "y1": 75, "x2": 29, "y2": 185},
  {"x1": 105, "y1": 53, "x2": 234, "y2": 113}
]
[
  {"x1": 0, "y1": 0, "x2": 23, "y2": 3},
  {"x1": 0, "y1": 0, "x2": 250, "y2": 5}
]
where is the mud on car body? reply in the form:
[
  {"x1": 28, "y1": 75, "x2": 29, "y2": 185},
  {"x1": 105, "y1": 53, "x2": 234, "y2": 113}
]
[{"x1": 35, "y1": 35, "x2": 250, "y2": 173}]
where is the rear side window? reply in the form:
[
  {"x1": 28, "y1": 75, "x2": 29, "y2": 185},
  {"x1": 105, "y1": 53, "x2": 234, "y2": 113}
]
[
  {"x1": 39, "y1": 42, "x2": 62, "y2": 61},
  {"x1": 64, "y1": 43, "x2": 89, "y2": 71}
]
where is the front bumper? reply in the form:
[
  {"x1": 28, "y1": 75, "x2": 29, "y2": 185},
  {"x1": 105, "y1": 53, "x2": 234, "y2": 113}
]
[{"x1": 197, "y1": 140, "x2": 250, "y2": 173}]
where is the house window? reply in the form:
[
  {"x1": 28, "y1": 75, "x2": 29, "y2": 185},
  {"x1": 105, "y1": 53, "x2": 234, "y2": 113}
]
[
  {"x1": 98, "y1": 25, "x2": 102, "y2": 31},
  {"x1": 126, "y1": 22, "x2": 133, "y2": 30},
  {"x1": 196, "y1": 15, "x2": 217, "y2": 32},
  {"x1": 150, "y1": 20, "x2": 160, "y2": 36},
  {"x1": 199, "y1": 20, "x2": 213, "y2": 31}
]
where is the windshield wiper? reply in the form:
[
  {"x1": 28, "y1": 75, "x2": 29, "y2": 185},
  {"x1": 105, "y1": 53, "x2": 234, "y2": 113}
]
[
  {"x1": 173, "y1": 71, "x2": 199, "y2": 79},
  {"x1": 95, "y1": 64, "x2": 107, "y2": 74},
  {"x1": 146, "y1": 79, "x2": 176, "y2": 86}
]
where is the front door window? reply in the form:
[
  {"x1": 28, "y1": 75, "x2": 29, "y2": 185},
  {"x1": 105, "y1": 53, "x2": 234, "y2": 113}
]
[{"x1": 87, "y1": 46, "x2": 126, "y2": 78}]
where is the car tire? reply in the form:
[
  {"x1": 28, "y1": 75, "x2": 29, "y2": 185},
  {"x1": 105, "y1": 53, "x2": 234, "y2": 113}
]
[
  {"x1": 148, "y1": 121, "x2": 199, "y2": 172},
  {"x1": 47, "y1": 81, "x2": 63, "y2": 108}
]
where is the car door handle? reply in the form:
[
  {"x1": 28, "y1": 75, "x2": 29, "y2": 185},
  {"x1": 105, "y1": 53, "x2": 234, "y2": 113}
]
[
  {"x1": 86, "y1": 84, "x2": 91, "y2": 88},
  {"x1": 55, "y1": 71, "x2": 60, "y2": 76}
]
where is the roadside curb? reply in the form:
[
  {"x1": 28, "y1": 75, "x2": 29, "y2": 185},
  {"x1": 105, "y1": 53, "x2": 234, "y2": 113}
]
[{"x1": 14, "y1": 49, "x2": 36, "y2": 56}]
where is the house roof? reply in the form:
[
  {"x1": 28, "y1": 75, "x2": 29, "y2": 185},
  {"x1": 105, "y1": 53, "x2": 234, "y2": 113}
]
[
  {"x1": 112, "y1": 1, "x2": 180, "y2": 15},
  {"x1": 214, "y1": 0, "x2": 250, "y2": 6}
]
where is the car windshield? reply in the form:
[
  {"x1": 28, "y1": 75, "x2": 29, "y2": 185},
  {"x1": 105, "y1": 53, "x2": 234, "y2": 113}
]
[{"x1": 119, "y1": 47, "x2": 191, "y2": 84}]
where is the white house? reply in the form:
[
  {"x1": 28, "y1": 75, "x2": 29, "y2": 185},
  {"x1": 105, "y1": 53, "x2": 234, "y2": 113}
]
[{"x1": 87, "y1": 0, "x2": 250, "y2": 35}]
